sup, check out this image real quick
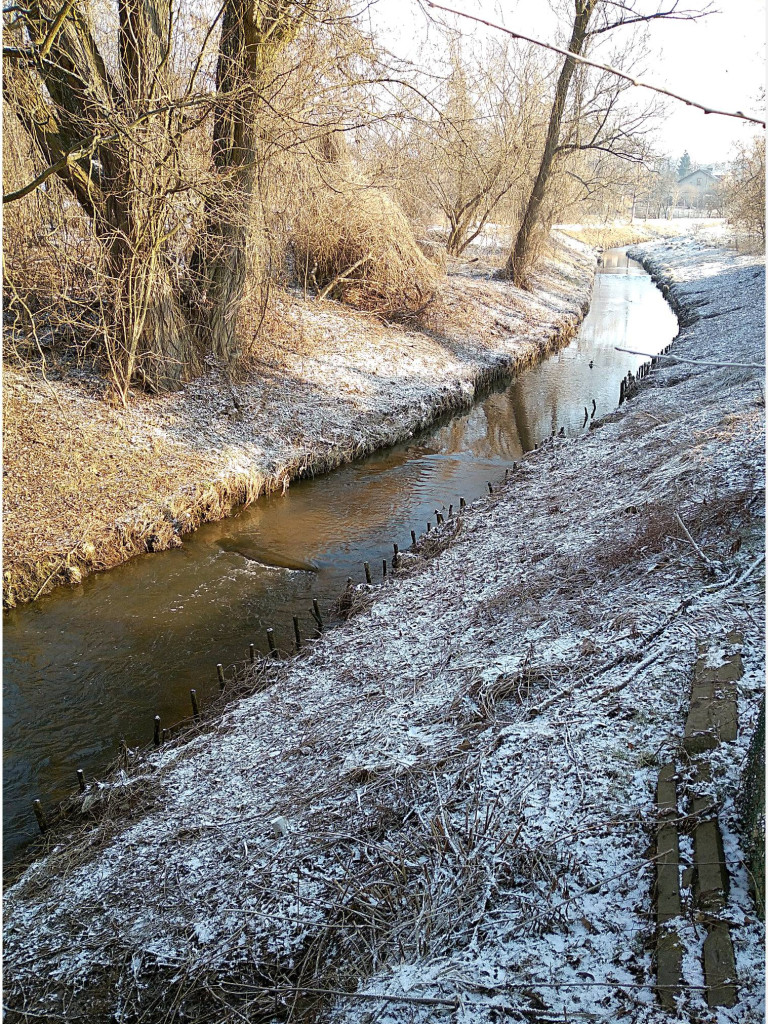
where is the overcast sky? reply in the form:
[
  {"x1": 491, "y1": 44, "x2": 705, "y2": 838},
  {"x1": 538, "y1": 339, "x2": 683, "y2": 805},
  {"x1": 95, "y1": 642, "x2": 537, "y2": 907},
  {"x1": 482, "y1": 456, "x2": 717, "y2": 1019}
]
[{"x1": 369, "y1": 0, "x2": 766, "y2": 165}]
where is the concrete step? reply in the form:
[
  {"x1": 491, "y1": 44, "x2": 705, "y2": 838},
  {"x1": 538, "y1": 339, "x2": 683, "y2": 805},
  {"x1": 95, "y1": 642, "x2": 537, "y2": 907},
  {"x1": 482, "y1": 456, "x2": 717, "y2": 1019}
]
[
  {"x1": 683, "y1": 642, "x2": 742, "y2": 754},
  {"x1": 703, "y1": 921, "x2": 738, "y2": 1008},
  {"x1": 654, "y1": 763, "x2": 682, "y2": 1008}
]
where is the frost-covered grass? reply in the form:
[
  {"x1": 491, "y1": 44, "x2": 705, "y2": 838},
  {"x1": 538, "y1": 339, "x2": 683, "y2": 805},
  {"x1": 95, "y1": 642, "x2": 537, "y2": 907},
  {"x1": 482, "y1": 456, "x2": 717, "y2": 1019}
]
[{"x1": 4, "y1": 237, "x2": 764, "y2": 1023}]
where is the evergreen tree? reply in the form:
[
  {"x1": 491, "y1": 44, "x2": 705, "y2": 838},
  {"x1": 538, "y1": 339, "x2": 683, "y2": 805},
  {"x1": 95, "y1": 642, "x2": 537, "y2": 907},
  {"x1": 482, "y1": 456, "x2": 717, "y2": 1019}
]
[{"x1": 677, "y1": 151, "x2": 692, "y2": 179}]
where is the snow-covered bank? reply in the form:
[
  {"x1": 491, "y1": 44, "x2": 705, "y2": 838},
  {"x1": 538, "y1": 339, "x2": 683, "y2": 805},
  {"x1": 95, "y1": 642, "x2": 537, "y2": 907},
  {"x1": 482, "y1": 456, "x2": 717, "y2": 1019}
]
[
  {"x1": 3, "y1": 236, "x2": 595, "y2": 608},
  {"x1": 4, "y1": 237, "x2": 765, "y2": 1024}
]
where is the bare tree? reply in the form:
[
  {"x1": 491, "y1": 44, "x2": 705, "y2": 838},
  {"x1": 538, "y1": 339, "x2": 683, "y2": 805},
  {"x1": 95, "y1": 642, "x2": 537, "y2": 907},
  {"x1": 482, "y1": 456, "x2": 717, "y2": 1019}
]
[
  {"x1": 3, "y1": 0, "x2": 319, "y2": 397},
  {"x1": 417, "y1": 36, "x2": 546, "y2": 256},
  {"x1": 498, "y1": 0, "x2": 708, "y2": 286},
  {"x1": 723, "y1": 135, "x2": 766, "y2": 240}
]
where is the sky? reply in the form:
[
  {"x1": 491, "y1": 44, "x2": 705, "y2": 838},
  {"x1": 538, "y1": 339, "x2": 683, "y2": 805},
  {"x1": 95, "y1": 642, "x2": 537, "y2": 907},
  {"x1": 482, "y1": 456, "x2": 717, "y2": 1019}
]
[{"x1": 368, "y1": 0, "x2": 766, "y2": 165}]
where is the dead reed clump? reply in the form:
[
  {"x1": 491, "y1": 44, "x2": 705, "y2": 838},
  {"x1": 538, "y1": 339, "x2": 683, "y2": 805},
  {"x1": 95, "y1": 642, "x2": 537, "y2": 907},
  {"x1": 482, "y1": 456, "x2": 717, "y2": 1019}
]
[
  {"x1": 291, "y1": 175, "x2": 438, "y2": 319},
  {"x1": 333, "y1": 579, "x2": 376, "y2": 620},
  {"x1": 414, "y1": 517, "x2": 463, "y2": 561}
]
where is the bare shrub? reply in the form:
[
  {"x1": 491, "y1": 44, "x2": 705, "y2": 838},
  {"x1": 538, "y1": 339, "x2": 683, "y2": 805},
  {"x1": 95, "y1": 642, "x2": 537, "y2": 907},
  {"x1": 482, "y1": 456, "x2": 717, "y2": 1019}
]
[
  {"x1": 291, "y1": 171, "x2": 438, "y2": 318},
  {"x1": 724, "y1": 135, "x2": 766, "y2": 242}
]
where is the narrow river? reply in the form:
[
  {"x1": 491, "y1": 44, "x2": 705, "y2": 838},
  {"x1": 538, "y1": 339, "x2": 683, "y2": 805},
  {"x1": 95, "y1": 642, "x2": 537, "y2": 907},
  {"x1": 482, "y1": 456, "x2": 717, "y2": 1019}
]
[{"x1": 3, "y1": 249, "x2": 678, "y2": 861}]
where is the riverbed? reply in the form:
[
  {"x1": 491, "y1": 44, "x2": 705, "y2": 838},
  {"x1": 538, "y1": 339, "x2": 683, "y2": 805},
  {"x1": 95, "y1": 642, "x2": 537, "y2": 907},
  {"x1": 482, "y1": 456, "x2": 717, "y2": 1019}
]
[{"x1": 3, "y1": 250, "x2": 677, "y2": 860}]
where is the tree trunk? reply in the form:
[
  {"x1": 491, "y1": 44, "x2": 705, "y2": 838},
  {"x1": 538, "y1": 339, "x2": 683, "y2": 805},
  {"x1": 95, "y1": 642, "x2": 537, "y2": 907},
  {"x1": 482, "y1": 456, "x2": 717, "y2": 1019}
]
[
  {"x1": 193, "y1": 1, "x2": 310, "y2": 363},
  {"x1": 5, "y1": 0, "x2": 197, "y2": 390},
  {"x1": 446, "y1": 216, "x2": 470, "y2": 256},
  {"x1": 6, "y1": 0, "x2": 312, "y2": 391},
  {"x1": 503, "y1": 0, "x2": 596, "y2": 287}
]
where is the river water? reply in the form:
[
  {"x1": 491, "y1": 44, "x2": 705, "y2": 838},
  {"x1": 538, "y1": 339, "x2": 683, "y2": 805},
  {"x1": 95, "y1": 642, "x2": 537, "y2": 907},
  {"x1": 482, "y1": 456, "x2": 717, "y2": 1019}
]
[{"x1": 3, "y1": 250, "x2": 678, "y2": 861}]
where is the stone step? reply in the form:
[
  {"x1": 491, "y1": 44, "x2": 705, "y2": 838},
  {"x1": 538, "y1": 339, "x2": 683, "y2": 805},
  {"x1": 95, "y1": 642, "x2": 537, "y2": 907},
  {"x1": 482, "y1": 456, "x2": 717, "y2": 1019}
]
[
  {"x1": 654, "y1": 763, "x2": 682, "y2": 1008},
  {"x1": 703, "y1": 921, "x2": 738, "y2": 1008},
  {"x1": 692, "y1": 796, "x2": 729, "y2": 911},
  {"x1": 683, "y1": 643, "x2": 742, "y2": 753}
]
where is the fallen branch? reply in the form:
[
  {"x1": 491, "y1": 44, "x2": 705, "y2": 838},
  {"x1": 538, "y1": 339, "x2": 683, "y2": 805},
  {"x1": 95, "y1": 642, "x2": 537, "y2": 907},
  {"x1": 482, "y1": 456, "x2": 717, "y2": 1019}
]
[
  {"x1": 614, "y1": 347, "x2": 766, "y2": 370},
  {"x1": 316, "y1": 253, "x2": 373, "y2": 301},
  {"x1": 674, "y1": 511, "x2": 719, "y2": 573}
]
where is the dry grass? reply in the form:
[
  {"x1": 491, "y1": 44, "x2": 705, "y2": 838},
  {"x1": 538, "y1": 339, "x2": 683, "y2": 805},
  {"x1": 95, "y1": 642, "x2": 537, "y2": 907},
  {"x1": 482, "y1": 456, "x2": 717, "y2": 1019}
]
[{"x1": 557, "y1": 224, "x2": 662, "y2": 249}]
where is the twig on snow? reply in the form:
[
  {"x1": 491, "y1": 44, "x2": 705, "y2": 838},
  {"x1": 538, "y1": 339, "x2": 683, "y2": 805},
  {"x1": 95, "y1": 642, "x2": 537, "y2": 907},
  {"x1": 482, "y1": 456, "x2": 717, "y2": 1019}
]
[{"x1": 673, "y1": 511, "x2": 719, "y2": 573}]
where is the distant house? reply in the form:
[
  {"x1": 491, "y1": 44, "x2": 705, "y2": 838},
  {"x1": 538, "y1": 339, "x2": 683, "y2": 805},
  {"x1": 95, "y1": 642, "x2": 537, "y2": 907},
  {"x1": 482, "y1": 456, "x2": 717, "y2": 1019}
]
[{"x1": 676, "y1": 167, "x2": 721, "y2": 210}]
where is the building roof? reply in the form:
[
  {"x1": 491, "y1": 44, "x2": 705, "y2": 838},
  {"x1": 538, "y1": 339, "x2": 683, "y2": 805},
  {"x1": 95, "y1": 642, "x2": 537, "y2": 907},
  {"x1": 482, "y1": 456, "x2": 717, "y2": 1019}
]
[{"x1": 678, "y1": 167, "x2": 721, "y2": 185}]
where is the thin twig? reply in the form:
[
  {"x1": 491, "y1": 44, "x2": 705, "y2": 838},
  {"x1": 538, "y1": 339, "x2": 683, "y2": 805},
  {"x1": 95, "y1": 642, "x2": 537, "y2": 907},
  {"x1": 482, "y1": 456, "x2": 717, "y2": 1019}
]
[{"x1": 32, "y1": 525, "x2": 93, "y2": 601}]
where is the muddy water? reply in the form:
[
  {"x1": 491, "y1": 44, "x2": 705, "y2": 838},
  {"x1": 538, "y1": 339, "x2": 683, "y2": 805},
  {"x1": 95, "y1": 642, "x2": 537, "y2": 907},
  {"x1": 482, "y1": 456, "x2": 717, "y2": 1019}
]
[{"x1": 3, "y1": 250, "x2": 678, "y2": 861}]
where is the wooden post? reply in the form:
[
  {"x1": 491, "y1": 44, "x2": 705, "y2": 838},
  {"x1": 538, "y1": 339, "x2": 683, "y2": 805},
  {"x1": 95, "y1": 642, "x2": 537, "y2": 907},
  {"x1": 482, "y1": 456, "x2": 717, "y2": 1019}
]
[
  {"x1": 154, "y1": 715, "x2": 161, "y2": 746},
  {"x1": 216, "y1": 663, "x2": 225, "y2": 690},
  {"x1": 293, "y1": 615, "x2": 302, "y2": 651},
  {"x1": 393, "y1": 544, "x2": 399, "y2": 568},
  {"x1": 460, "y1": 497, "x2": 466, "y2": 509},
  {"x1": 382, "y1": 559, "x2": 387, "y2": 578},
  {"x1": 312, "y1": 598, "x2": 324, "y2": 632},
  {"x1": 411, "y1": 530, "x2": 417, "y2": 547},
  {"x1": 32, "y1": 799, "x2": 47, "y2": 834},
  {"x1": 267, "y1": 628, "x2": 277, "y2": 656},
  {"x1": 364, "y1": 561, "x2": 372, "y2": 584},
  {"x1": 487, "y1": 482, "x2": 493, "y2": 495},
  {"x1": 427, "y1": 522, "x2": 431, "y2": 532},
  {"x1": 448, "y1": 504, "x2": 453, "y2": 517},
  {"x1": 190, "y1": 689, "x2": 200, "y2": 719},
  {"x1": 249, "y1": 643, "x2": 255, "y2": 664},
  {"x1": 436, "y1": 511, "x2": 444, "y2": 525},
  {"x1": 76, "y1": 769, "x2": 85, "y2": 793}
]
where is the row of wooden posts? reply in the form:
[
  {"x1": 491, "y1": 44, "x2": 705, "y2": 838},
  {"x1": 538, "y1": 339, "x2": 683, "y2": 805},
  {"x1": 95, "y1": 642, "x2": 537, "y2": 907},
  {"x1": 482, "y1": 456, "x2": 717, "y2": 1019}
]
[
  {"x1": 620, "y1": 346, "x2": 672, "y2": 405},
  {"x1": 31, "y1": 489, "x2": 474, "y2": 834},
  {"x1": 145, "y1": 481, "x2": 530, "y2": 751}
]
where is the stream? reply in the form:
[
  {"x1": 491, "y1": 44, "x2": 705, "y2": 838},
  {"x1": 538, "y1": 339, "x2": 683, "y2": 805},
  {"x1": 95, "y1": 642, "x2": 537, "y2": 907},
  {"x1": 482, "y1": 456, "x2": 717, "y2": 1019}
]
[{"x1": 3, "y1": 249, "x2": 678, "y2": 862}]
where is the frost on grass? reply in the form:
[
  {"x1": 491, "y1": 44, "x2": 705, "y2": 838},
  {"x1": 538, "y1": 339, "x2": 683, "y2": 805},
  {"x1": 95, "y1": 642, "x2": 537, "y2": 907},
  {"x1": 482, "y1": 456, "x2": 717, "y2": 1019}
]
[{"x1": 4, "y1": 237, "x2": 765, "y2": 1023}]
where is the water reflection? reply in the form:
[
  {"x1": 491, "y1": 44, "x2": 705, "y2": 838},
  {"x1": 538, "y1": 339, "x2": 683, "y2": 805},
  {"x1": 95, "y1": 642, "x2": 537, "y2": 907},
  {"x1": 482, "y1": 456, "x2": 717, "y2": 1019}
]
[{"x1": 3, "y1": 250, "x2": 677, "y2": 861}]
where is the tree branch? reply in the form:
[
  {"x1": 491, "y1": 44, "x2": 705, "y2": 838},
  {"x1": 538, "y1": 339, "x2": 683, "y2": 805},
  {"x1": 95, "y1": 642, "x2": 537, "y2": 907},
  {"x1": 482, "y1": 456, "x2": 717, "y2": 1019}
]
[
  {"x1": 423, "y1": 1, "x2": 766, "y2": 128},
  {"x1": 2, "y1": 95, "x2": 214, "y2": 204}
]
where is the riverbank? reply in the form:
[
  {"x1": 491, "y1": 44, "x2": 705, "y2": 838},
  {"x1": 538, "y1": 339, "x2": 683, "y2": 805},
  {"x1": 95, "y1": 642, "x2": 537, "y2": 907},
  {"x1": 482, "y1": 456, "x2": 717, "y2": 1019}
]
[
  {"x1": 4, "y1": 237, "x2": 764, "y2": 1021},
  {"x1": 3, "y1": 234, "x2": 600, "y2": 609}
]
